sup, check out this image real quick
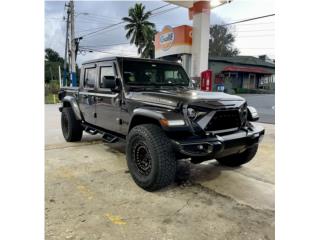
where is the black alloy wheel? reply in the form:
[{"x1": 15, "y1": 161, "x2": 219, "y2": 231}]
[{"x1": 133, "y1": 141, "x2": 152, "y2": 176}]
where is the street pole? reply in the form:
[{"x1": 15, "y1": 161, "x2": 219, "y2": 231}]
[
  {"x1": 69, "y1": 0, "x2": 77, "y2": 87},
  {"x1": 63, "y1": 3, "x2": 70, "y2": 87},
  {"x1": 58, "y1": 65, "x2": 62, "y2": 88}
]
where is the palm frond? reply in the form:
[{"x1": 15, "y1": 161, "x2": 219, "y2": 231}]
[{"x1": 122, "y1": 17, "x2": 134, "y2": 23}]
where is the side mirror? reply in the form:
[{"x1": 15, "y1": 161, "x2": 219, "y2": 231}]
[
  {"x1": 102, "y1": 76, "x2": 116, "y2": 89},
  {"x1": 247, "y1": 106, "x2": 259, "y2": 121}
]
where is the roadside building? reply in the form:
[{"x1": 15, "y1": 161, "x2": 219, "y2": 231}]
[
  {"x1": 209, "y1": 56, "x2": 275, "y2": 92},
  {"x1": 155, "y1": 25, "x2": 275, "y2": 92}
]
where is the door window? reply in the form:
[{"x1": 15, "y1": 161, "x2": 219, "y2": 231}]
[
  {"x1": 100, "y1": 66, "x2": 115, "y2": 88},
  {"x1": 84, "y1": 68, "x2": 96, "y2": 88}
]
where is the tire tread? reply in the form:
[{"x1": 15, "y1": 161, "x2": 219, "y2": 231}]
[
  {"x1": 61, "y1": 107, "x2": 83, "y2": 142},
  {"x1": 126, "y1": 124, "x2": 176, "y2": 191}
]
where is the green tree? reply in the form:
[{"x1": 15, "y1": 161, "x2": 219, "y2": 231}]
[
  {"x1": 45, "y1": 48, "x2": 64, "y2": 63},
  {"x1": 122, "y1": 3, "x2": 156, "y2": 58},
  {"x1": 140, "y1": 28, "x2": 157, "y2": 58},
  {"x1": 44, "y1": 48, "x2": 64, "y2": 83},
  {"x1": 209, "y1": 25, "x2": 239, "y2": 57}
]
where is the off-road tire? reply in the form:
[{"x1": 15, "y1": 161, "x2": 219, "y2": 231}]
[
  {"x1": 216, "y1": 144, "x2": 258, "y2": 167},
  {"x1": 126, "y1": 124, "x2": 176, "y2": 191},
  {"x1": 61, "y1": 107, "x2": 83, "y2": 142}
]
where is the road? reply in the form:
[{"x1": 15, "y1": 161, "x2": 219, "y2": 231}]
[
  {"x1": 45, "y1": 104, "x2": 275, "y2": 240},
  {"x1": 238, "y1": 94, "x2": 275, "y2": 124}
]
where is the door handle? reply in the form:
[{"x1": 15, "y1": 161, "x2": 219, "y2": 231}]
[{"x1": 95, "y1": 96, "x2": 103, "y2": 101}]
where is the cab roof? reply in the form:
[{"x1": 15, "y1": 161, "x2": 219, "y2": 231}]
[{"x1": 82, "y1": 56, "x2": 181, "y2": 66}]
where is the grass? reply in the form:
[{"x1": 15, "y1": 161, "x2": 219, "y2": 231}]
[{"x1": 45, "y1": 94, "x2": 59, "y2": 104}]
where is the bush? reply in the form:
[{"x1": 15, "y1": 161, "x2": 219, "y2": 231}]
[
  {"x1": 45, "y1": 80, "x2": 60, "y2": 96},
  {"x1": 45, "y1": 94, "x2": 59, "y2": 104},
  {"x1": 45, "y1": 80, "x2": 60, "y2": 104}
]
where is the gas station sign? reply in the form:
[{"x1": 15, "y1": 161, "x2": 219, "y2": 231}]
[
  {"x1": 155, "y1": 25, "x2": 192, "y2": 58},
  {"x1": 159, "y1": 26, "x2": 175, "y2": 51}
]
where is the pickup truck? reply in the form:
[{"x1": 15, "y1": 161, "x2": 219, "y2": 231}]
[{"x1": 58, "y1": 57, "x2": 264, "y2": 191}]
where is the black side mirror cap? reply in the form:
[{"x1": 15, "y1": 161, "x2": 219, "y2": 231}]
[{"x1": 112, "y1": 78, "x2": 122, "y2": 92}]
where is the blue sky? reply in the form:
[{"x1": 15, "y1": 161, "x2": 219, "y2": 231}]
[{"x1": 45, "y1": 0, "x2": 275, "y2": 64}]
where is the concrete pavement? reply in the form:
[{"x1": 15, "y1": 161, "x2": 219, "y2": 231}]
[{"x1": 45, "y1": 104, "x2": 274, "y2": 240}]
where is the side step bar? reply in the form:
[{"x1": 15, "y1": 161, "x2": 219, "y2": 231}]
[
  {"x1": 84, "y1": 126, "x2": 99, "y2": 135},
  {"x1": 102, "y1": 133, "x2": 119, "y2": 143},
  {"x1": 82, "y1": 123, "x2": 125, "y2": 144}
]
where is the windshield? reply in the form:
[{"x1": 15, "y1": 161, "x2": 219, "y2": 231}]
[{"x1": 121, "y1": 60, "x2": 190, "y2": 87}]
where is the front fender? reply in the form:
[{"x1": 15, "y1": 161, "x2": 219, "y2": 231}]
[
  {"x1": 61, "y1": 96, "x2": 83, "y2": 120},
  {"x1": 129, "y1": 107, "x2": 189, "y2": 132}
]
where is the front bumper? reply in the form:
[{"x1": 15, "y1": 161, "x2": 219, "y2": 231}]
[{"x1": 171, "y1": 124, "x2": 265, "y2": 158}]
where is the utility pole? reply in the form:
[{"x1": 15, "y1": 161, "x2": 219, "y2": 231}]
[
  {"x1": 69, "y1": 0, "x2": 77, "y2": 87},
  {"x1": 58, "y1": 65, "x2": 62, "y2": 88},
  {"x1": 63, "y1": 2, "x2": 70, "y2": 86}
]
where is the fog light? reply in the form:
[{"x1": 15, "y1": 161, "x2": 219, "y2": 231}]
[{"x1": 197, "y1": 145, "x2": 204, "y2": 150}]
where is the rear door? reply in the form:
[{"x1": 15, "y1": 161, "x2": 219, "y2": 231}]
[
  {"x1": 78, "y1": 64, "x2": 97, "y2": 125},
  {"x1": 95, "y1": 61, "x2": 121, "y2": 132}
]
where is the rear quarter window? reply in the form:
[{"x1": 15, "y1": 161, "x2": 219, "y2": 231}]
[{"x1": 84, "y1": 68, "x2": 96, "y2": 88}]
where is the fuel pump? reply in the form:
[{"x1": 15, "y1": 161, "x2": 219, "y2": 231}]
[{"x1": 200, "y1": 70, "x2": 213, "y2": 91}]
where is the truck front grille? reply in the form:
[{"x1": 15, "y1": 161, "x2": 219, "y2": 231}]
[{"x1": 205, "y1": 110, "x2": 241, "y2": 132}]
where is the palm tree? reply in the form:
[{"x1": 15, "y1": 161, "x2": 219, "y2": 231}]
[
  {"x1": 140, "y1": 28, "x2": 157, "y2": 58},
  {"x1": 122, "y1": 3, "x2": 156, "y2": 58}
]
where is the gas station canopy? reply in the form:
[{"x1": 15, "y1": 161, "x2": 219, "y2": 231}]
[
  {"x1": 160, "y1": 1, "x2": 231, "y2": 80},
  {"x1": 165, "y1": 1, "x2": 229, "y2": 9},
  {"x1": 165, "y1": 1, "x2": 195, "y2": 8}
]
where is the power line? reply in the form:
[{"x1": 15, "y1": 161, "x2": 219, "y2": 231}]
[
  {"x1": 150, "y1": 6, "x2": 180, "y2": 18},
  {"x1": 221, "y1": 14, "x2": 275, "y2": 27},
  {"x1": 76, "y1": 12, "x2": 122, "y2": 21},
  {"x1": 78, "y1": 3, "x2": 178, "y2": 39},
  {"x1": 80, "y1": 21, "x2": 125, "y2": 38},
  {"x1": 79, "y1": 47, "x2": 137, "y2": 56},
  {"x1": 235, "y1": 34, "x2": 274, "y2": 38},
  {"x1": 77, "y1": 15, "x2": 121, "y2": 24},
  {"x1": 229, "y1": 29, "x2": 274, "y2": 33},
  {"x1": 237, "y1": 47, "x2": 274, "y2": 49},
  {"x1": 77, "y1": 3, "x2": 171, "y2": 22},
  {"x1": 149, "y1": 3, "x2": 171, "y2": 13},
  {"x1": 78, "y1": 14, "x2": 119, "y2": 21},
  {"x1": 80, "y1": 42, "x2": 130, "y2": 48},
  {"x1": 232, "y1": 22, "x2": 274, "y2": 26}
]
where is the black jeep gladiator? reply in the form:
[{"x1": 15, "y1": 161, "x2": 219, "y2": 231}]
[{"x1": 58, "y1": 57, "x2": 264, "y2": 191}]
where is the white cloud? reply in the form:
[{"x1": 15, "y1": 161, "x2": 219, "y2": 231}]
[
  {"x1": 45, "y1": 2, "x2": 66, "y2": 56},
  {"x1": 45, "y1": 0, "x2": 275, "y2": 62},
  {"x1": 77, "y1": 44, "x2": 139, "y2": 64}
]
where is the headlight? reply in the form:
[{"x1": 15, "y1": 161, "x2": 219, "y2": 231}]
[{"x1": 159, "y1": 119, "x2": 185, "y2": 127}]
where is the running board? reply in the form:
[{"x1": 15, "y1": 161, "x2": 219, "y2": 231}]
[
  {"x1": 84, "y1": 126, "x2": 99, "y2": 135},
  {"x1": 102, "y1": 133, "x2": 119, "y2": 143},
  {"x1": 82, "y1": 123, "x2": 125, "y2": 143}
]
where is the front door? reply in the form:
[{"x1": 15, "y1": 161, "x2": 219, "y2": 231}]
[
  {"x1": 78, "y1": 65, "x2": 97, "y2": 125},
  {"x1": 95, "y1": 62, "x2": 121, "y2": 132}
]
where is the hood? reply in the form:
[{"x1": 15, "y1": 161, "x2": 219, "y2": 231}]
[{"x1": 127, "y1": 89, "x2": 245, "y2": 108}]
